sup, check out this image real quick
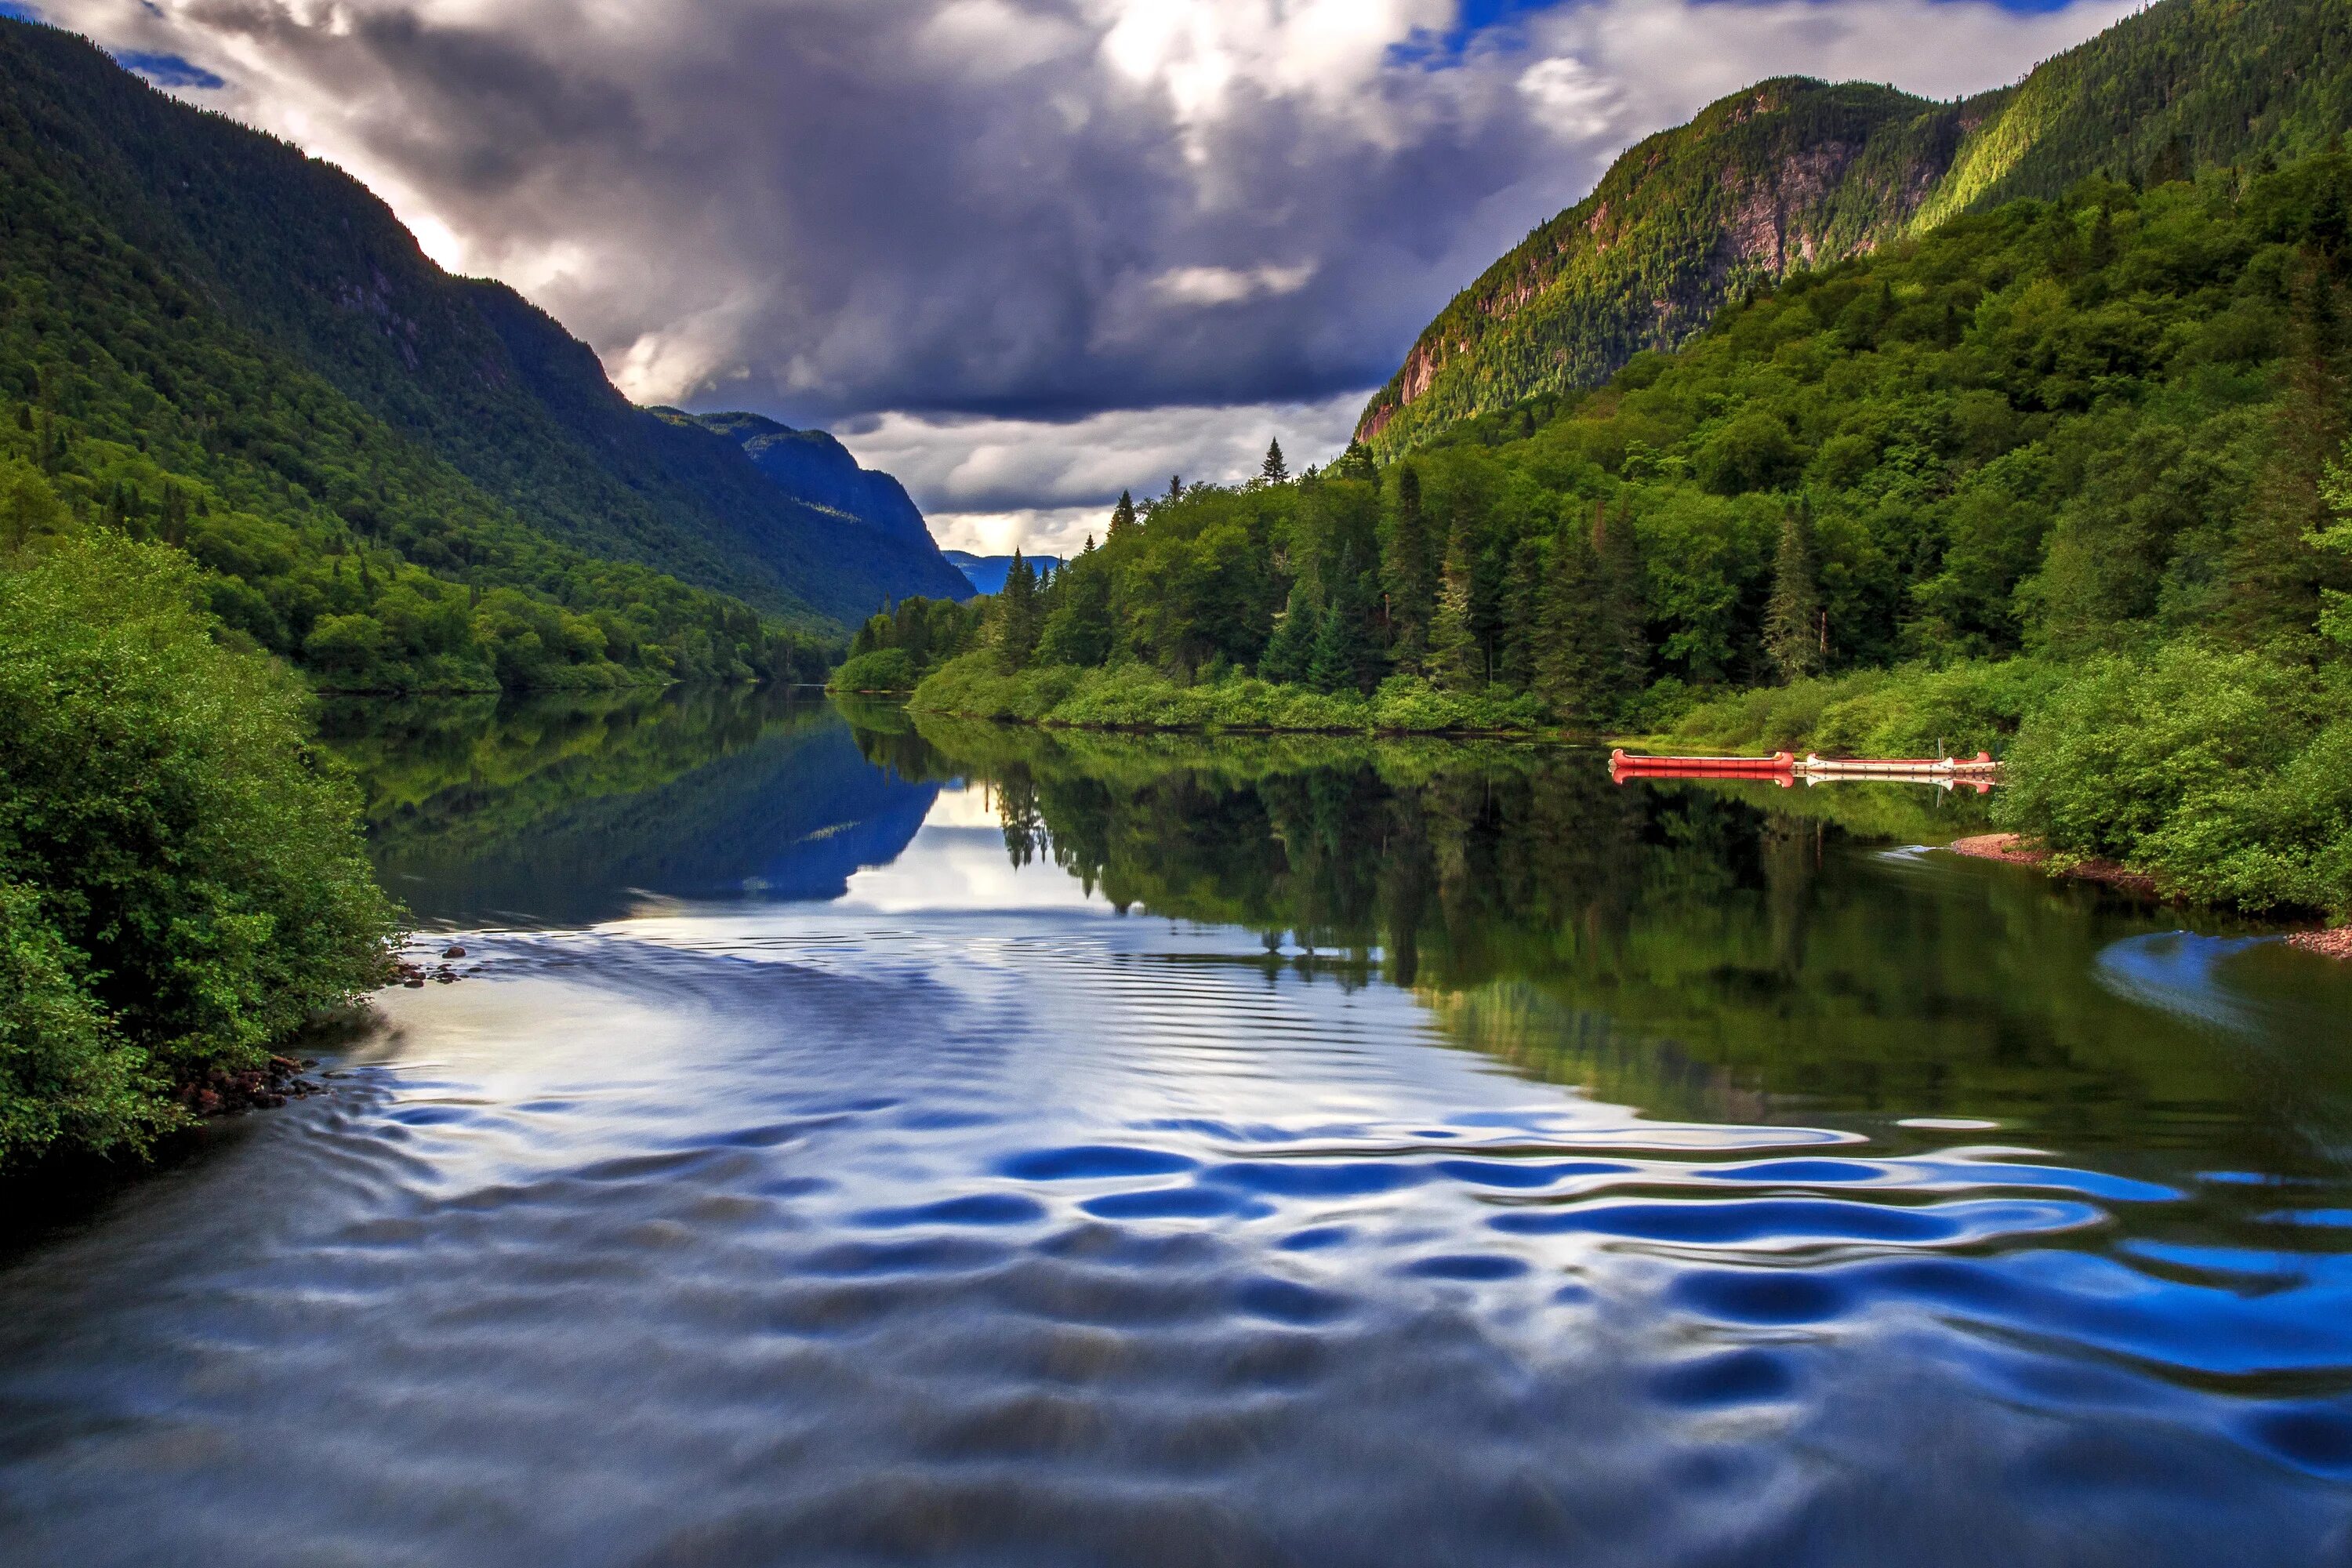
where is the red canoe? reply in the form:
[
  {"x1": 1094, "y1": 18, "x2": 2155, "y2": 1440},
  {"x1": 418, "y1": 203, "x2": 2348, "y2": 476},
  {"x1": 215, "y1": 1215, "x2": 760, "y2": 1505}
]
[{"x1": 1610, "y1": 750, "x2": 1795, "y2": 776}]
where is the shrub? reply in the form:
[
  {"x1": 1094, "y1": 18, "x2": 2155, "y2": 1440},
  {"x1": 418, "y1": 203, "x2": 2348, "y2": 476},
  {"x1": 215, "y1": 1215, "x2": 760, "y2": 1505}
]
[
  {"x1": 1998, "y1": 644, "x2": 2352, "y2": 911},
  {"x1": 829, "y1": 646, "x2": 920, "y2": 692},
  {"x1": 0, "y1": 534, "x2": 401, "y2": 1163}
]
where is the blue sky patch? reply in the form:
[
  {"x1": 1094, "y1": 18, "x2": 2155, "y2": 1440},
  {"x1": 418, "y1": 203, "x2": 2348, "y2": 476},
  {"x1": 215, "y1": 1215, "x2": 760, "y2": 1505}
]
[{"x1": 113, "y1": 51, "x2": 227, "y2": 90}]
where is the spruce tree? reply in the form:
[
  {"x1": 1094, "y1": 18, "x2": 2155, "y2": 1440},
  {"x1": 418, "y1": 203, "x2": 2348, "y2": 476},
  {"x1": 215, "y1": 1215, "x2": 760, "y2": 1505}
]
[
  {"x1": 1426, "y1": 516, "x2": 1481, "y2": 692},
  {"x1": 1535, "y1": 516, "x2": 1604, "y2": 722},
  {"x1": 2223, "y1": 258, "x2": 2350, "y2": 649},
  {"x1": 993, "y1": 550, "x2": 1042, "y2": 670},
  {"x1": 1594, "y1": 499, "x2": 1648, "y2": 717},
  {"x1": 1385, "y1": 463, "x2": 1438, "y2": 673},
  {"x1": 1261, "y1": 439, "x2": 1289, "y2": 486},
  {"x1": 1497, "y1": 534, "x2": 1544, "y2": 690},
  {"x1": 1108, "y1": 492, "x2": 1138, "y2": 537},
  {"x1": 1308, "y1": 562, "x2": 1380, "y2": 695},
  {"x1": 1260, "y1": 580, "x2": 1316, "y2": 684},
  {"x1": 1763, "y1": 501, "x2": 1824, "y2": 684}
]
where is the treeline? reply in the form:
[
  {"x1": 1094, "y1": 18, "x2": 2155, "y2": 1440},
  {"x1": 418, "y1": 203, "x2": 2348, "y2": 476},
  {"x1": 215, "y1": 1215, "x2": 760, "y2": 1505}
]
[
  {"x1": 0, "y1": 105, "x2": 830, "y2": 692},
  {"x1": 833, "y1": 593, "x2": 991, "y2": 691},
  {"x1": 904, "y1": 152, "x2": 2352, "y2": 910}
]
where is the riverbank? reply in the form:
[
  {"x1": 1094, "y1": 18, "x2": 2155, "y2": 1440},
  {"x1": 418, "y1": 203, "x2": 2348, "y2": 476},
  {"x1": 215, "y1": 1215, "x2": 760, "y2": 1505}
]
[
  {"x1": 1947, "y1": 833, "x2": 2158, "y2": 896},
  {"x1": 1949, "y1": 833, "x2": 2352, "y2": 956}
]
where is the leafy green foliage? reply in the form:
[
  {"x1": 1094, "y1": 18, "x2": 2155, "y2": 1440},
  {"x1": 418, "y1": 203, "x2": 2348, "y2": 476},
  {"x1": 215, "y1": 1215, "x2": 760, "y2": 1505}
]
[
  {"x1": 1998, "y1": 646, "x2": 2352, "y2": 911},
  {"x1": 1362, "y1": 0, "x2": 2352, "y2": 458},
  {"x1": 0, "y1": 19, "x2": 877, "y2": 690},
  {"x1": 927, "y1": 155, "x2": 2347, "y2": 712},
  {"x1": 911, "y1": 653, "x2": 1545, "y2": 733},
  {"x1": 836, "y1": 595, "x2": 986, "y2": 690},
  {"x1": 830, "y1": 647, "x2": 921, "y2": 692},
  {"x1": 0, "y1": 533, "x2": 401, "y2": 1164},
  {"x1": 913, "y1": 150, "x2": 2352, "y2": 911}
]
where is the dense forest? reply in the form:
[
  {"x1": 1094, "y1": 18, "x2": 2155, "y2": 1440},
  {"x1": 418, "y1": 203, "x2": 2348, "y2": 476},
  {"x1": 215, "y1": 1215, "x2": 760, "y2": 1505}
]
[
  {"x1": 1360, "y1": 0, "x2": 2352, "y2": 458},
  {"x1": 879, "y1": 152, "x2": 2352, "y2": 913}
]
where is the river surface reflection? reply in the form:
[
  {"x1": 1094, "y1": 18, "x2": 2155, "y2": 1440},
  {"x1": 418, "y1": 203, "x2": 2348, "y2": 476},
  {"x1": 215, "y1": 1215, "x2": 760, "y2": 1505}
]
[{"x1": 3, "y1": 686, "x2": 2350, "y2": 1566}]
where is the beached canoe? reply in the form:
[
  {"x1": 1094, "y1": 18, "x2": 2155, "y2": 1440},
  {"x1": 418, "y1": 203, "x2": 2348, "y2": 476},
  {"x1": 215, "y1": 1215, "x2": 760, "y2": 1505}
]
[{"x1": 1610, "y1": 750, "x2": 1795, "y2": 775}]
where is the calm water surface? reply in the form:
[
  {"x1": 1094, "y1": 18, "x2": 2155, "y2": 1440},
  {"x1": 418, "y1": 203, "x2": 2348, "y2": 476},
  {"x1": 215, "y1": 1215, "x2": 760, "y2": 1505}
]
[{"x1": 4, "y1": 688, "x2": 2351, "y2": 1566}]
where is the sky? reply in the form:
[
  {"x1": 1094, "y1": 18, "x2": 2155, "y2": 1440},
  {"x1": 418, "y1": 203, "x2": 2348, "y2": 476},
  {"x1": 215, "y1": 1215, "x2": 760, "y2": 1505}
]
[{"x1": 39, "y1": 0, "x2": 2140, "y2": 555}]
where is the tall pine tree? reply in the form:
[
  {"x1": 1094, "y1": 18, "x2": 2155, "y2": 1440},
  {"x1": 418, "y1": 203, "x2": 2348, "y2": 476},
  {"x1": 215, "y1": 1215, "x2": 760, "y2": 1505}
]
[
  {"x1": 1535, "y1": 515, "x2": 1605, "y2": 722},
  {"x1": 1308, "y1": 557, "x2": 1381, "y2": 695},
  {"x1": 993, "y1": 550, "x2": 1042, "y2": 670},
  {"x1": 1385, "y1": 462, "x2": 1438, "y2": 674},
  {"x1": 1497, "y1": 534, "x2": 1544, "y2": 689},
  {"x1": 1108, "y1": 491, "x2": 1138, "y2": 537},
  {"x1": 1763, "y1": 501, "x2": 1824, "y2": 683},
  {"x1": 2224, "y1": 256, "x2": 2351, "y2": 649},
  {"x1": 1594, "y1": 499, "x2": 1648, "y2": 717},
  {"x1": 1260, "y1": 439, "x2": 1289, "y2": 486},
  {"x1": 1260, "y1": 579, "x2": 1317, "y2": 684},
  {"x1": 1426, "y1": 514, "x2": 1482, "y2": 693}
]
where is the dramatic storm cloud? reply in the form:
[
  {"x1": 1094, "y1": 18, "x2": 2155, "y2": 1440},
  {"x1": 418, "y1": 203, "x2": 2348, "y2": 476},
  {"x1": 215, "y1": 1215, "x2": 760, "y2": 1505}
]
[{"x1": 48, "y1": 0, "x2": 2136, "y2": 550}]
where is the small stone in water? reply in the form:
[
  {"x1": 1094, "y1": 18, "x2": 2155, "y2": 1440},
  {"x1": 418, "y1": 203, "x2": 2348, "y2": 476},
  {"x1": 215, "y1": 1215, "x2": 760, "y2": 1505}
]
[{"x1": 443, "y1": 945, "x2": 467, "y2": 959}]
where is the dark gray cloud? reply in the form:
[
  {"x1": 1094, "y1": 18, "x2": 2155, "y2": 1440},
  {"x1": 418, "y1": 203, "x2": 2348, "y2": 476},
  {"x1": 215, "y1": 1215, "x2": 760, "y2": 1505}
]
[{"x1": 57, "y1": 0, "x2": 2133, "y2": 548}]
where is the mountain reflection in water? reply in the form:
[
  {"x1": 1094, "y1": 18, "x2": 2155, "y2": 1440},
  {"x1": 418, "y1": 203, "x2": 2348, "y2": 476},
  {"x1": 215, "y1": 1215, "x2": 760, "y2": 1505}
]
[{"x1": 2, "y1": 688, "x2": 2349, "y2": 1567}]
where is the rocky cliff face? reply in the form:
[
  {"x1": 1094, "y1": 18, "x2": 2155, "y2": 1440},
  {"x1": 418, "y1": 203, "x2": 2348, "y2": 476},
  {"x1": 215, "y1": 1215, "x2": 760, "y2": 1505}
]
[
  {"x1": 1362, "y1": 0, "x2": 2352, "y2": 457},
  {"x1": 1357, "y1": 79, "x2": 1966, "y2": 455}
]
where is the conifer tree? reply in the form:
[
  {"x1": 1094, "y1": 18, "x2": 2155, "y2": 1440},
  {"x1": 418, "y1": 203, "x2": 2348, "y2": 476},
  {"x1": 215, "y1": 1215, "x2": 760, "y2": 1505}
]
[
  {"x1": 1497, "y1": 534, "x2": 1545, "y2": 689},
  {"x1": 2223, "y1": 257, "x2": 2350, "y2": 648},
  {"x1": 993, "y1": 550, "x2": 1042, "y2": 670},
  {"x1": 1108, "y1": 492, "x2": 1138, "y2": 537},
  {"x1": 1261, "y1": 439, "x2": 1289, "y2": 486},
  {"x1": 1308, "y1": 557, "x2": 1380, "y2": 695},
  {"x1": 1385, "y1": 463, "x2": 1438, "y2": 673},
  {"x1": 1593, "y1": 499, "x2": 1647, "y2": 715},
  {"x1": 1763, "y1": 501, "x2": 1824, "y2": 683},
  {"x1": 1535, "y1": 516, "x2": 1604, "y2": 721},
  {"x1": 1426, "y1": 516, "x2": 1481, "y2": 692},
  {"x1": 1260, "y1": 580, "x2": 1316, "y2": 684}
]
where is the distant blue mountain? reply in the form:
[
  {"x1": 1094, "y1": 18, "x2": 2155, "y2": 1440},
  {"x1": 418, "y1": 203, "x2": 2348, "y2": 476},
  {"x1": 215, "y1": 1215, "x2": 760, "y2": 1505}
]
[
  {"x1": 944, "y1": 550, "x2": 1065, "y2": 595},
  {"x1": 667, "y1": 410, "x2": 975, "y2": 602}
]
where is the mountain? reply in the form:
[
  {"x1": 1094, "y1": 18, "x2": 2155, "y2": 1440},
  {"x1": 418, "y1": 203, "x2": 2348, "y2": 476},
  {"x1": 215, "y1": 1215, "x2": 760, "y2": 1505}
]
[
  {"x1": 0, "y1": 16, "x2": 960, "y2": 631},
  {"x1": 666, "y1": 410, "x2": 971, "y2": 598},
  {"x1": 943, "y1": 551, "x2": 1065, "y2": 595},
  {"x1": 1360, "y1": 0, "x2": 2352, "y2": 456}
]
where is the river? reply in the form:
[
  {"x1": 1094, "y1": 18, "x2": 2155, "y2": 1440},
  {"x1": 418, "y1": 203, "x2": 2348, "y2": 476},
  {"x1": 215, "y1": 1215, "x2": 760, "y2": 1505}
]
[{"x1": 3, "y1": 686, "x2": 2350, "y2": 1565}]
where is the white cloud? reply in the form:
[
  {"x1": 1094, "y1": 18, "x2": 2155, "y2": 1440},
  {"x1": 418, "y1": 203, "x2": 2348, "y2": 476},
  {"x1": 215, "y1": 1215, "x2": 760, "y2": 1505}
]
[
  {"x1": 1149, "y1": 261, "x2": 1316, "y2": 307},
  {"x1": 841, "y1": 388, "x2": 1367, "y2": 554},
  {"x1": 44, "y1": 0, "x2": 2144, "y2": 527}
]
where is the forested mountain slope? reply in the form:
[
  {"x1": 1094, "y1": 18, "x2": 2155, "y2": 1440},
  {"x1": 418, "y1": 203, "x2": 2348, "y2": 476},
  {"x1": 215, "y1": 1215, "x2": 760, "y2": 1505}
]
[
  {"x1": 903, "y1": 151, "x2": 2352, "y2": 909},
  {"x1": 0, "y1": 17, "x2": 961, "y2": 628},
  {"x1": 1360, "y1": 0, "x2": 2352, "y2": 457}
]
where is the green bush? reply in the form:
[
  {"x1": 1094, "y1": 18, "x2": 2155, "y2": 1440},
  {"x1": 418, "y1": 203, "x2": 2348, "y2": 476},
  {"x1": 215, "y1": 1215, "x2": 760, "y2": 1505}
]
[
  {"x1": 0, "y1": 880, "x2": 156, "y2": 1162},
  {"x1": 829, "y1": 646, "x2": 921, "y2": 692},
  {"x1": 1669, "y1": 659, "x2": 2054, "y2": 757},
  {"x1": 1998, "y1": 644, "x2": 2352, "y2": 912},
  {"x1": 0, "y1": 534, "x2": 401, "y2": 1163}
]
